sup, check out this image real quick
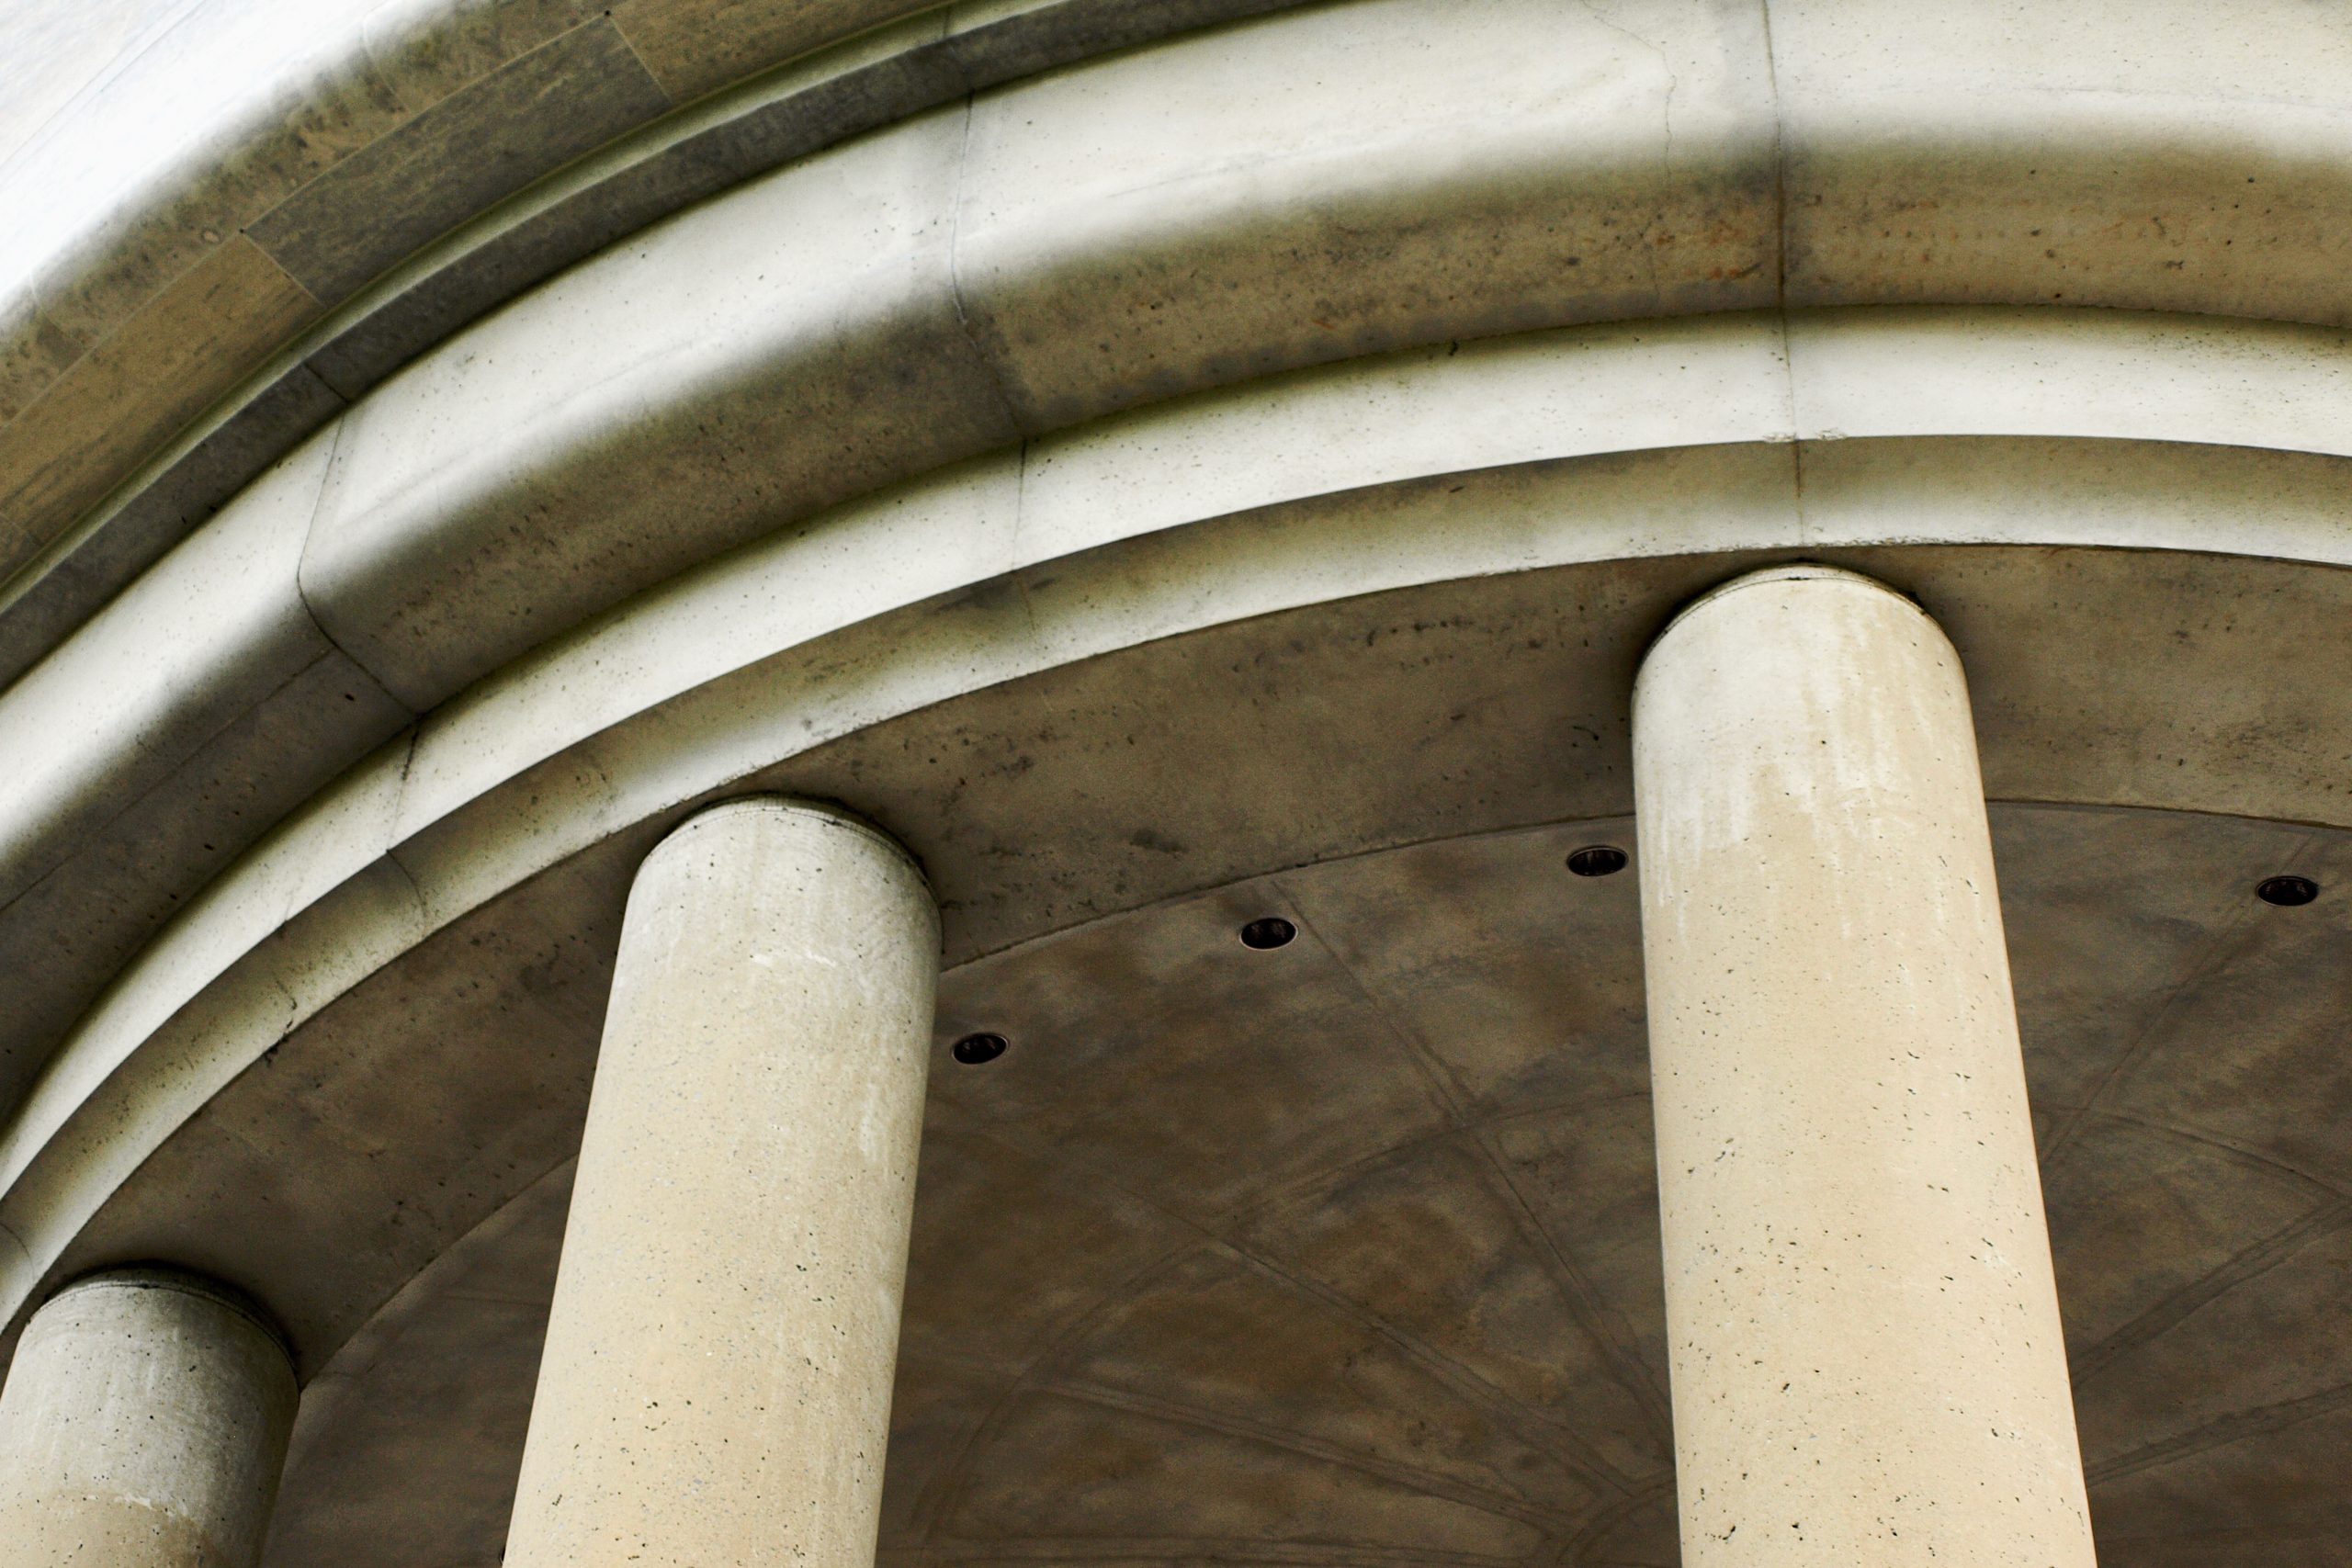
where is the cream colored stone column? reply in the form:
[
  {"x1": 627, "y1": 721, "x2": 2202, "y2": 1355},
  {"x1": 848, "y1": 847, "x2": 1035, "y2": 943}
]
[
  {"x1": 1633, "y1": 565, "x2": 2094, "y2": 1567},
  {"x1": 0, "y1": 1268, "x2": 297, "y2": 1568},
  {"x1": 504, "y1": 797, "x2": 940, "y2": 1568}
]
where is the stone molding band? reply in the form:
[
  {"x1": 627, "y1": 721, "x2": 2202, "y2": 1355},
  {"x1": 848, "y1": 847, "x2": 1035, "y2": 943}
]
[
  {"x1": 6, "y1": 303, "x2": 2352, "y2": 1162},
  {"x1": 14, "y1": 0, "x2": 2352, "y2": 692},
  {"x1": 0, "y1": 0, "x2": 1317, "y2": 682}
]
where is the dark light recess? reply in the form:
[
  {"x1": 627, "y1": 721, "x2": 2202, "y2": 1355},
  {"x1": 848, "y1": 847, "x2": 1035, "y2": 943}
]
[
  {"x1": 1239, "y1": 917, "x2": 1296, "y2": 950},
  {"x1": 1566, "y1": 845, "x2": 1629, "y2": 877},
  {"x1": 951, "y1": 1032, "x2": 1008, "y2": 1065},
  {"x1": 2257, "y1": 875, "x2": 2321, "y2": 907}
]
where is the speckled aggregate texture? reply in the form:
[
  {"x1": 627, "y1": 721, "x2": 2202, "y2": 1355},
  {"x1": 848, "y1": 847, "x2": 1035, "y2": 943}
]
[
  {"x1": 0, "y1": 1269, "x2": 296, "y2": 1568},
  {"x1": 503, "y1": 797, "x2": 940, "y2": 1568},
  {"x1": 1634, "y1": 566, "x2": 2093, "y2": 1565}
]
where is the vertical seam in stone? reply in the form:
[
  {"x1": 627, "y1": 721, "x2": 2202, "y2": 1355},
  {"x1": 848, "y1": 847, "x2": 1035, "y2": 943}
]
[
  {"x1": 0, "y1": 1214, "x2": 28, "y2": 1268},
  {"x1": 601, "y1": 10, "x2": 681, "y2": 113},
  {"x1": 944, "y1": 90, "x2": 1029, "y2": 439},
  {"x1": 1756, "y1": 0, "x2": 1808, "y2": 546},
  {"x1": 374, "y1": 729, "x2": 432, "y2": 926},
  {"x1": 288, "y1": 412, "x2": 409, "y2": 712},
  {"x1": 1758, "y1": 0, "x2": 1788, "y2": 311},
  {"x1": 1009, "y1": 436, "x2": 1039, "y2": 639}
]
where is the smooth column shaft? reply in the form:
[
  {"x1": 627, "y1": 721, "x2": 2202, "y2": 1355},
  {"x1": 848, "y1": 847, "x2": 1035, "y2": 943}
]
[
  {"x1": 0, "y1": 1269, "x2": 296, "y2": 1568},
  {"x1": 1634, "y1": 566, "x2": 2094, "y2": 1567},
  {"x1": 504, "y1": 798, "x2": 940, "y2": 1568}
]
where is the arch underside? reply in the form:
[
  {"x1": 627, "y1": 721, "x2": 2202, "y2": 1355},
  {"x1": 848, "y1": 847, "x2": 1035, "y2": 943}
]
[{"x1": 6, "y1": 3, "x2": 2352, "y2": 1564}]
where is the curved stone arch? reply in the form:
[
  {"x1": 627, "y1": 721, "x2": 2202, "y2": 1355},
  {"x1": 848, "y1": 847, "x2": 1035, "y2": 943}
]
[
  {"x1": 6, "y1": 304, "x2": 2352, "y2": 1300},
  {"x1": 7, "y1": 387, "x2": 2352, "y2": 1357},
  {"x1": 7, "y1": 300, "x2": 2352, "y2": 1121},
  {"x1": 13, "y1": 0, "x2": 2352, "y2": 696},
  {"x1": 9, "y1": 5, "x2": 2352, "y2": 1149},
  {"x1": 0, "y1": 0, "x2": 1320, "y2": 672},
  {"x1": 12, "y1": 8, "x2": 2352, "y2": 1561}
]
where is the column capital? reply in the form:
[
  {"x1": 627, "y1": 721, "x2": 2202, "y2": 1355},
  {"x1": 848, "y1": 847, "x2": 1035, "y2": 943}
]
[
  {"x1": 47, "y1": 1267, "x2": 291, "y2": 1365},
  {"x1": 1644, "y1": 561, "x2": 1931, "y2": 662},
  {"x1": 653, "y1": 795, "x2": 933, "y2": 896}
]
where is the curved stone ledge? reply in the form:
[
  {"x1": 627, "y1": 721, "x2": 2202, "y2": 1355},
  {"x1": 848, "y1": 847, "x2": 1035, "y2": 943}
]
[
  {"x1": 6, "y1": 3, "x2": 2352, "y2": 1122},
  {"x1": 15, "y1": 0, "x2": 2352, "y2": 708},
  {"x1": 0, "y1": 0, "x2": 1317, "y2": 687},
  {"x1": 7, "y1": 303, "x2": 2352, "y2": 1156},
  {"x1": 6, "y1": 417, "x2": 2352, "y2": 1366}
]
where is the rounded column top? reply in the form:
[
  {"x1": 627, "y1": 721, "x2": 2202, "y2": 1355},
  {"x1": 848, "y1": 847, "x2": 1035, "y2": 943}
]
[
  {"x1": 1650, "y1": 561, "x2": 1923, "y2": 648},
  {"x1": 650, "y1": 796, "x2": 935, "y2": 900},
  {"x1": 44, "y1": 1266, "x2": 292, "y2": 1362},
  {"x1": 1637, "y1": 565, "x2": 1962, "y2": 713}
]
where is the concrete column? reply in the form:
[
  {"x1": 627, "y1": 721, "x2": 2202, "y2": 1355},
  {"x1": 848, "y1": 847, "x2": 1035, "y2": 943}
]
[
  {"x1": 504, "y1": 797, "x2": 940, "y2": 1568},
  {"x1": 0, "y1": 1268, "x2": 297, "y2": 1568},
  {"x1": 1633, "y1": 566, "x2": 2094, "y2": 1567}
]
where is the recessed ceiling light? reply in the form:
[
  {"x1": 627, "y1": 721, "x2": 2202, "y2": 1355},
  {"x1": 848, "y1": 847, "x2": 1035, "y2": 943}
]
[
  {"x1": 1239, "y1": 917, "x2": 1295, "y2": 949},
  {"x1": 951, "y1": 1032, "x2": 1008, "y2": 1065},
  {"x1": 1566, "y1": 845, "x2": 1629, "y2": 877},
  {"x1": 2257, "y1": 875, "x2": 2320, "y2": 908}
]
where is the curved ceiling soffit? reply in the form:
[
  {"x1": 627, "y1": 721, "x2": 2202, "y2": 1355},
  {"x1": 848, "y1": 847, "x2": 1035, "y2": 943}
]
[
  {"x1": 6, "y1": 419, "x2": 2352, "y2": 1359},
  {"x1": 6, "y1": 303, "x2": 2352, "y2": 1117},
  {"x1": 220, "y1": 804, "x2": 2352, "y2": 1516},
  {"x1": 10, "y1": 0, "x2": 2352, "y2": 693},
  {"x1": 0, "y1": 0, "x2": 1316, "y2": 681}
]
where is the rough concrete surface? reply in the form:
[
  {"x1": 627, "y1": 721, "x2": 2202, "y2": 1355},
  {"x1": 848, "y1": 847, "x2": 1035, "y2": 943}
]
[
  {"x1": 0, "y1": 1269, "x2": 296, "y2": 1568},
  {"x1": 1636, "y1": 568, "x2": 2091, "y2": 1563},
  {"x1": 224, "y1": 802, "x2": 2352, "y2": 1568},
  {"x1": 504, "y1": 800, "x2": 939, "y2": 1568},
  {"x1": 6, "y1": 4, "x2": 2352, "y2": 1566}
]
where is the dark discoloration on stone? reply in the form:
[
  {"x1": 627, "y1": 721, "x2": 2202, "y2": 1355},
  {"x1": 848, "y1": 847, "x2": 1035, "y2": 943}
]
[
  {"x1": 610, "y1": 0, "x2": 941, "y2": 105},
  {"x1": 0, "y1": 364, "x2": 347, "y2": 693},
  {"x1": 0, "y1": 238, "x2": 321, "y2": 577},
  {"x1": 0, "y1": 651, "x2": 413, "y2": 1111},
  {"x1": 0, "y1": 287, "x2": 91, "y2": 425},
  {"x1": 0, "y1": 2, "x2": 1324, "y2": 700},
  {"x1": 247, "y1": 18, "x2": 674, "y2": 306},
  {"x1": 360, "y1": 0, "x2": 604, "y2": 118},
  {"x1": 300, "y1": 18, "x2": 969, "y2": 400}
]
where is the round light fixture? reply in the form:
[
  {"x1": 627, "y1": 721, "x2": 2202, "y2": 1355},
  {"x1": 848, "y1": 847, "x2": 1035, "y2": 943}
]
[
  {"x1": 1239, "y1": 917, "x2": 1296, "y2": 949},
  {"x1": 951, "y1": 1032, "x2": 1008, "y2": 1065},
  {"x1": 2257, "y1": 875, "x2": 2320, "y2": 908}
]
